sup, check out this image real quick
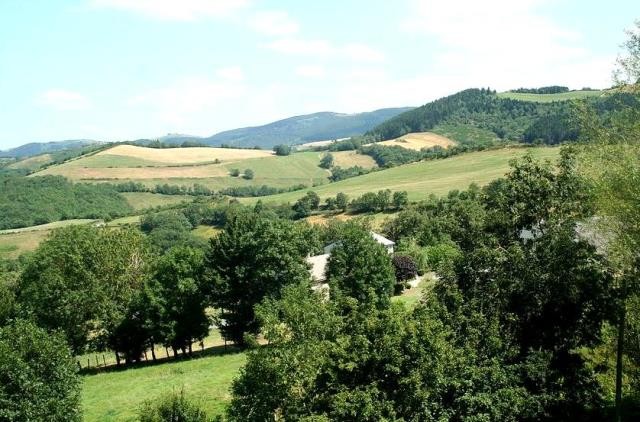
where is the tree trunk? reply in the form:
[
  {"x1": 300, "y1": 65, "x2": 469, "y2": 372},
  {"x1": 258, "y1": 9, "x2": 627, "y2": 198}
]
[
  {"x1": 151, "y1": 344, "x2": 157, "y2": 362},
  {"x1": 188, "y1": 342, "x2": 193, "y2": 356},
  {"x1": 115, "y1": 351, "x2": 121, "y2": 366},
  {"x1": 172, "y1": 346, "x2": 178, "y2": 358},
  {"x1": 615, "y1": 301, "x2": 626, "y2": 422}
]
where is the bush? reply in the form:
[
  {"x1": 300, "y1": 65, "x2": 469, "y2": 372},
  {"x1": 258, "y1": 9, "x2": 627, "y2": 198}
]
[
  {"x1": 138, "y1": 390, "x2": 209, "y2": 422},
  {"x1": 392, "y1": 255, "x2": 418, "y2": 294},
  {"x1": 229, "y1": 168, "x2": 240, "y2": 177},
  {"x1": 424, "y1": 240, "x2": 462, "y2": 273},
  {"x1": 243, "y1": 169, "x2": 254, "y2": 180},
  {"x1": 319, "y1": 153, "x2": 334, "y2": 169},
  {"x1": 273, "y1": 144, "x2": 292, "y2": 156},
  {"x1": 0, "y1": 320, "x2": 81, "y2": 421}
]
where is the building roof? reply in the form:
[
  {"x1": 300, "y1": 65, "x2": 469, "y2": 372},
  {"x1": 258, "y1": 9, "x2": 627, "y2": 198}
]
[
  {"x1": 306, "y1": 253, "x2": 329, "y2": 282},
  {"x1": 370, "y1": 231, "x2": 395, "y2": 246}
]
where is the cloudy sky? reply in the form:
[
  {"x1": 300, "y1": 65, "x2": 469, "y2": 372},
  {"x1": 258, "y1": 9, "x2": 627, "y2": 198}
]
[{"x1": 0, "y1": 0, "x2": 637, "y2": 148}]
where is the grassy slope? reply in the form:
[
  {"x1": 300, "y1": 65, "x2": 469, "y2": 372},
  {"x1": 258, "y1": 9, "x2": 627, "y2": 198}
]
[
  {"x1": 497, "y1": 90, "x2": 603, "y2": 102},
  {"x1": 7, "y1": 153, "x2": 53, "y2": 170},
  {"x1": 120, "y1": 192, "x2": 193, "y2": 211},
  {"x1": 82, "y1": 352, "x2": 246, "y2": 421},
  {"x1": 241, "y1": 147, "x2": 560, "y2": 205},
  {"x1": 431, "y1": 123, "x2": 499, "y2": 144},
  {"x1": 0, "y1": 219, "x2": 98, "y2": 259}
]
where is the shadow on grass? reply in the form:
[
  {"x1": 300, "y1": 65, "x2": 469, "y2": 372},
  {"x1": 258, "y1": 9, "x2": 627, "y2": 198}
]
[{"x1": 79, "y1": 343, "x2": 244, "y2": 376}]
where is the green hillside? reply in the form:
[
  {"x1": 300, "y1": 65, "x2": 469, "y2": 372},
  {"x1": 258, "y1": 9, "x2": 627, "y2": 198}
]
[
  {"x1": 241, "y1": 146, "x2": 560, "y2": 205},
  {"x1": 367, "y1": 88, "x2": 636, "y2": 146}
]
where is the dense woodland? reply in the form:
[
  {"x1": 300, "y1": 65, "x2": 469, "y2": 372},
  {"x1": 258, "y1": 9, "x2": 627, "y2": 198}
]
[
  {"x1": 367, "y1": 88, "x2": 640, "y2": 145},
  {"x1": 0, "y1": 175, "x2": 132, "y2": 229}
]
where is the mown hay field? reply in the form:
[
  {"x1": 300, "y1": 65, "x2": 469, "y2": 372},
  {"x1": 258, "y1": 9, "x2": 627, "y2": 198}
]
[
  {"x1": 374, "y1": 132, "x2": 456, "y2": 150},
  {"x1": 95, "y1": 145, "x2": 272, "y2": 163}
]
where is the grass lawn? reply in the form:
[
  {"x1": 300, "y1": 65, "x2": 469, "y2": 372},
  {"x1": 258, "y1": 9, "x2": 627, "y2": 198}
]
[
  {"x1": 241, "y1": 146, "x2": 560, "y2": 205},
  {"x1": 497, "y1": 90, "x2": 604, "y2": 102},
  {"x1": 120, "y1": 192, "x2": 193, "y2": 211},
  {"x1": 81, "y1": 351, "x2": 246, "y2": 421}
]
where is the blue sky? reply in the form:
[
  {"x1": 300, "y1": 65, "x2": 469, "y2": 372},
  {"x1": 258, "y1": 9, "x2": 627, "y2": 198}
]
[{"x1": 0, "y1": 0, "x2": 637, "y2": 149}]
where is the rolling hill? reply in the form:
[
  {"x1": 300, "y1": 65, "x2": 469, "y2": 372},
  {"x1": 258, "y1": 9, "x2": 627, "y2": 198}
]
[
  {"x1": 240, "y1": 146, "x2": 560, "y2": 205},
  {"x1": 0, "y1": 139, "x2": 101, "y2": 158},
  {"x1": 202, "y1": 108, "x2": 414, "y2": 148},
  {"x1": 366, "y1": 88, "x2": 635, "y2": 146}
]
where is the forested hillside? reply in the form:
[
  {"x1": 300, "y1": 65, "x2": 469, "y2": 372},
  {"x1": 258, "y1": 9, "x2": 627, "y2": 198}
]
[
  {"x1": 367, "y1": 88, "x2": 639, "y2": 144},
  {"x1": 0, "y1": 139, "x2": 101, "y2": 158},
  {"x1": 0, "y1": 176, "x2": 132, "y2": 229}
]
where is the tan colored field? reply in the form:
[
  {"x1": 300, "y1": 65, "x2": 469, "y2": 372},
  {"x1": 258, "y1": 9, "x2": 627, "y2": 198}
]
[
  {"x1": 96, "y1": 145, "x2": 272, "y2": 164},
  {"x1": 375, "y1": 132, "x2": 456, "y2": 150},
  {"x1": 8, "y1": 153, "x2": 53, "y2": 170},
  {"x1": 40, "y1": 163, "x2": 230, "y2": 180},
  {"x1": 331, "y1": 151, "x2": 377, "y2": 169}
]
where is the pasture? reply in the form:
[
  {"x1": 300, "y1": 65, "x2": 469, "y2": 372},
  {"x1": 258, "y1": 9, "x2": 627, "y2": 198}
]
[
  {"x1": 120, "y1": 192, "x2": 193, "y2": 210},
  {"x1": 497, "y1": 90, "x2": 604, "y2": 102},
  {"x1": 0, "y1": 219, "x2": 98, "y2": 259},
  {"x1": 7, "y1": 153, "x2": 53, "y2": 170},
  {"x1": 82, "y1": 351, "x2": 246, "y2": 421},
  {"x1": 241, "y1": 146, "x2": 561, "y2": 205},
  {"x1": 373, "y1": 132, "x2": 456, "y2": 150}
]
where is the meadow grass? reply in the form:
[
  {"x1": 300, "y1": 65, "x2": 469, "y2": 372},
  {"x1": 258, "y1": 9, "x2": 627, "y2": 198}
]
[
  {"x1": 497, "y1": 90, "x2": 603, "y2": 103},
  {"x1": 120, "y1": 192, "x2": 193, "y2": 211},
  {"x1": 374, "y1": 132, "x2": 456, "y2": 150},
  {"x1": 7, "y1": 153, "x2": 53, "y2": 170},
  {"x1": 241, "y1": 146, "x2": 560, "y2": 205},
  {"x1": 81, "y1": 351, "x2": 246, "y2": 421},
  {"x1": 431, "y1": 123, "x2": 499, "y2": 144}
]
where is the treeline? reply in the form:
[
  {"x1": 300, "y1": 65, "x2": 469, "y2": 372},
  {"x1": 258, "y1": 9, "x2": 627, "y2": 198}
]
[
  {"x1": 367, "y1": 88, "x2": 640, "y2": 145},
  {"x1": 110, "y1": 180, "x2": 311, "y2": 198},
  {"x1": 510, "y1": 85, "x2": 570, "y2": 94},
  {"x1": 0, "y1": 175, "x2": 132, "y2": 229},
  {"x1": 291, "y1": 189, "x2": 409, "y2": 218}
]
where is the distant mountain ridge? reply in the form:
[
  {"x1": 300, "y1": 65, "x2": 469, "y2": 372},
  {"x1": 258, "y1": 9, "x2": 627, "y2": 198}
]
[
  {"x1": 201, "y1": 108, "x2": 414, "y2": 148},
  {"x1": 0, "y1": 139, "x2": 101, "y2": 158}
]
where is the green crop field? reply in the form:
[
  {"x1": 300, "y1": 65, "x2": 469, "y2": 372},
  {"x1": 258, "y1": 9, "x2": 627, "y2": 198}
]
[
  {"x1": 497, "y1": 90, "x2": 604, "y2": 103},
  {"x1": 82, "y1": 351, "x2": 246, "y2": 421},
  {"x1": 120, "y1": 192, "x2": 193, "y2": 210},
  {"x1": 241, "y1": 147, "x2": 560, "y2": 205}
]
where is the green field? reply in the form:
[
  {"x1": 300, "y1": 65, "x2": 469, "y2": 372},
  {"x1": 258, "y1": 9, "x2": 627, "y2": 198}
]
[
  {"x1": 497, "y1": 90, "x2": 604, "y2": 102},
  {"x1": 120, "y1": 192, "x2": 193, "y2": 211},
  {"x1": 82, "y1": 351, "x2": 246, "y2": 421},
  {"x1": 0, "y1": 219, "x2": 98, "y2": 259},
  {"x1": 7, "y1": 153, "x2": 54, "y2": 170},
  {"x1": 241, "y1": 147, "x2": 560, "y2": 205}
]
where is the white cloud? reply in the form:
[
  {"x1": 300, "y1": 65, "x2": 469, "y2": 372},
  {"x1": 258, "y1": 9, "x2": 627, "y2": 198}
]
[
  {"x1": 402, "y1": 0, "x2": 613, "y2": 90},
  {"x1": 249, "y1": 11, "x2": 299, "y2": 36},
  {"x1": 90, "y1": 0, "x2": 250, "y2": 21},
  {"x1": 216, "y1": 66, "x2": 245, "y2": 81},
  {"x1": 266, "y1": 39, "x2": 385, "y2": 62},
  {"x1": 295, "y1": 65, "x2": 326, "y2": 78},
  {"x1": 129, "y1": 76, "x2": 247, "y2": 126},
  {"x1": 37, "y1": 89, "x2": 90, "y2": 111}
]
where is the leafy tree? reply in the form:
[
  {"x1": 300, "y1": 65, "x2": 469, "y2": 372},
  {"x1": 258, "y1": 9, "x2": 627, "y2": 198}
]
[
  {"x1": 614, "y1": 20, "x2": 640, "y2": 86},
  {"x1": 148, "y1": 247, "x2": 209, "y2": 355},
  {"x1": 376, "y1": 189, "x2": 392, "y2": 211},
  {"x1": 140, "y1": 211, "x2": 205, "y2": 252},
  {"x1": 392, "y1": 190, "x2": 409, "y2": 209},
  {"x1": 391, "y1": 254, "x2": 418, "y2": 294},
  {"x1": 205, "y1": 211, "x2": 314, "y2": 344},
  {"x1": 139, "y1": 390, "x2": 209, "y2": 422},
  {"x1": 319, "y1": 153, "x2": 334, "y2": 169},
  {"x1": 17, "y1": 226, "x2": 150, "y2": 354},
  {"x1": 229, "y1": 168, "x2": 240, "y2": 177},
  {"x1": 273, "y1": 144, "x2": 292, "y2": 156},
  {"x1": 243, "y1": 169, "x2": 254, "y2": 180},
  {"x1": 325, "y1": 223, "x2": 395, "y2": 308},
  {"x1": 335, "y1": 192, "x2": 348, "y2": 211},
  {"x1": 292, "y1": 191, "x2": 321, "y2": 218},
  {"x1": 0, "y1": 320, "x2": 81, "y2": 421}
]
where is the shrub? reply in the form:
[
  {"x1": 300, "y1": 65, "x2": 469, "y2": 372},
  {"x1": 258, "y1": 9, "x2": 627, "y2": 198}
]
[
  {"x1": 392, "y1": 254, "x2": 418, "y2": 294},
  {"x1": 138, "y1": 390, "x2": 209, "y2": 422},
  {"x1": 243, "y1": 169, "x2": 254, "y2": 180},
  {"x1": 319, "y1": 153, "x2": 334, "y2": 169},
  {"x1": 229, "y1": 168, "x2": 240, "y2": 177},
  {"x1": 273, "y1": 144, "x2": 292, "y2": 156}
]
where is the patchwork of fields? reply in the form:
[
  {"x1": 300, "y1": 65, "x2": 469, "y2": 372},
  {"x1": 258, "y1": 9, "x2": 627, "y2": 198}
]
[{"x1": 372, "y1": 132, "x2": 456, "y2": 150}]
